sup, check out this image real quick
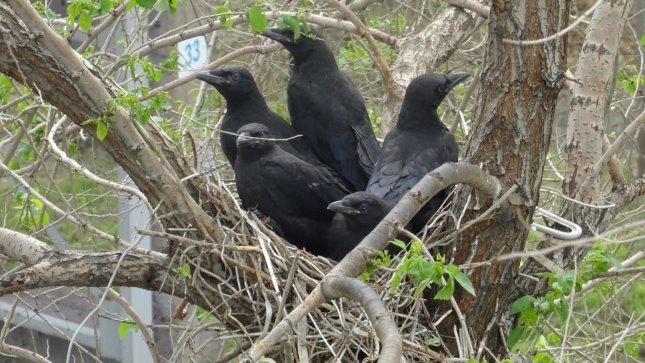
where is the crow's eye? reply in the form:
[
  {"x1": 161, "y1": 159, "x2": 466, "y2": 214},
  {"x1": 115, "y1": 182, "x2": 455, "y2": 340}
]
[
  {"x1": 437, "y1": 85, "x2": 446, "y2": 94},
  {"x1": 231, "y1": 73, "x2": 241, "y2": 81},
  {"x1": 359, "y1": 204, "x2": 368, "y2": 212}
]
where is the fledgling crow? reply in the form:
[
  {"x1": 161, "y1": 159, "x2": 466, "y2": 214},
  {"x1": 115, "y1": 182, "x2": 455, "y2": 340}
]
[
  {"x1": 327, "y1": 192, "x2": 390, "y2": 260},
  {"x1": 261, "y1": 27, "x2": 380, "y2": 191},
  {"x1": 196, "y1": 67, "x2": 318, "y2": 165},
  {"x1": 234, "y1": 123, "x2": 351, "y2": 257},
  {"x1": 367, "y1": 72, "x2": 470, "y2": 231}
]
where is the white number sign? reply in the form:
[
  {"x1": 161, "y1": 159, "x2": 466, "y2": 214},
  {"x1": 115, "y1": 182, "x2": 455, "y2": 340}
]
[{"x1": 177, "y1": 36, "x2": 208, "y2": 78}]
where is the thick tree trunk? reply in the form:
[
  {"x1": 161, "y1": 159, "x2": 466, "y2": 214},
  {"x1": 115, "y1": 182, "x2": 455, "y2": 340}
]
[{"x1": 434, "y1": 0, "x2": 569, "y2": 357}]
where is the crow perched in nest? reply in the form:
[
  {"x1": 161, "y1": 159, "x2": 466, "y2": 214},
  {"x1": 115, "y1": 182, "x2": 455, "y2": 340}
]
[{"x1": 262, "y1": 27, "x2": 380, "y2": 191}]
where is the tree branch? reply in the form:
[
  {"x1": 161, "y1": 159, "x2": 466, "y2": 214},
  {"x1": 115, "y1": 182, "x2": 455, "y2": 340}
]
[{"x1": 321, "y1": 277, "x2": 402, "y2": 363}]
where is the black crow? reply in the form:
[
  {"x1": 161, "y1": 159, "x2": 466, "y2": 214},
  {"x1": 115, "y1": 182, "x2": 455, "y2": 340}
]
[
  {"x1": 327, "y1": 192, "x2": 390, "y2": 260},
  {"x1": 367, "y1": 72, "x2": 470, "y2": 231},
  {"x1": 196, "y1": 67, "x2": 318, "y2": 165},
  {"x1": 261, "y1": 27, "x2": 380, "y2": 191},
  {"x1": 234, "y1": 123, "x2": 351, "y2": 257}
]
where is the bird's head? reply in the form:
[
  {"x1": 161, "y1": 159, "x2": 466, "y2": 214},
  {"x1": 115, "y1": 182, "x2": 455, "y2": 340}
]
[
  {"x1": 327, "y1": 192, "x2": 389, "y2": 225},
  {"x1": 196, "y1": 67, "x2": 258, "y2": 100},
  {"x1": 405, "y1": 72, "x2": 471, "y2": 108},
  {"x1": 261, "y1": 27, "x2": 331, "y2": 63},
  {"x1": 236, "y1": 123, "x2": 274, "y2": 154}
]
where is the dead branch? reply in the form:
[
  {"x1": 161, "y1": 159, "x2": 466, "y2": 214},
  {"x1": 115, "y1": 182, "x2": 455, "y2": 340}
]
[
  {"x1": 321, "y1": 276, "x2": 402, "y2": 363},
  {"x1": 447, "y1": 0, "x2": 490, "y2": 17}
]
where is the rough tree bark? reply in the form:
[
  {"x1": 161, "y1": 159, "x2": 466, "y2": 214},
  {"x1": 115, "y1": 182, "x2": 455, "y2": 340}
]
[{"x1": 434, "y1": 0, "x2": 570, "y2": 357}]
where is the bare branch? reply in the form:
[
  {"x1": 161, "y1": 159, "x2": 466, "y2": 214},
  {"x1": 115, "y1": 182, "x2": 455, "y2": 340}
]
[
  {"x1": 321, "y1": 277, "x2": 402, "y2": 363},
  {"x1": 447, "y1": 0, "x2": 490, "y2": 17},
  {"x1": 106, "y1": 289, "x2": 161, "y2": 363},
  {"x1": 0, "y1": 227, "x2": 52, "y2": 264},
  {"x1": 0, "y1": 343, "x2": 52, "y2": 363}
]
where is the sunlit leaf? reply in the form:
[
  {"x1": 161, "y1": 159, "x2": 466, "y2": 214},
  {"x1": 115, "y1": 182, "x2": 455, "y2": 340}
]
[
  {"x1": 246, "y1": 5, "x2": 267, "y2": 33},
  {"x1": 96, "y1": 120, "x2": 108, "y2": 141},
  {"x1": 510, "y1": 295, "x2": 535, "y2": 314}
]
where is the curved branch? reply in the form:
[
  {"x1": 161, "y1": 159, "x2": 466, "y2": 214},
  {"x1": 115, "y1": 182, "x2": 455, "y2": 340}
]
[
  {"x1": 106, "y1": 289, "x2": 161, "y2": 363},
  {"x1": 244, "y1": 162, "x2": 501, "y2": 361},
  {"x1": 321, "y1": 276, "x2": 402, "y2": 363},
  {"x1": 447, "y1": 0, "x2": 490, "y2": 18}
]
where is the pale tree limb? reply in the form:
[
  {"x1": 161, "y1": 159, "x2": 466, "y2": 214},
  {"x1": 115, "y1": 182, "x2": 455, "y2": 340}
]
[
  {"x1": 563, "y1": 0, "x2": 633, "y2": 202},
  {"x1": 127, "y1": 0, "x2": 386, "y2": 64},
  {"x1": 0, "y1": 343, "x2": 52, "y2": 363},
  {"x1": 0, "y1": 227, "x2": 51, "y2": 264},
  {"x1": 321, "y1": 277, "x2": 402, "y2": 363},
  {"x1": 243, "y1": 162, "x2": 501, "y2": 362},
  {"x1": 447, "y1": 0, "x2": 490, "y2": 17},
  {"x1": 106, "y1": 289, "x2": 161, "y2": 363}
]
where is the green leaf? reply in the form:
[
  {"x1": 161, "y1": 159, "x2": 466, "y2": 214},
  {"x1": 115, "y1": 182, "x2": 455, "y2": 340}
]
[
  {"x1": 640, "y1": 33, "x2": 645, "y2": 46},
  {"x1": 67, "y1": 2, "x2": 81, "y2": 19},
  {"x1": 214, "y1": 5, "x2": 233, "y2": 29},
  {"x1": 506, "y1": 326, "x2": 523, "y2": 348},
  {"x1": 78, "y1": 11, "x2": 92, "y2": 32},
  {"x1": 448, "y1": 266, "x2": 475, "y2": 297},
  {"x1": 390, "y1": 239, "x2": 407, "y2": 251},
  {"x1": 96, "y1": 120, "x2": 108, "y2": 141},
  {"x1": 118, "y1": 321, "x2": 130, "y2": 339},
  {"x1": 412, "y1": 278, "x2": 429, "y2": 298},
  {"x1": 100, "y1": 0, "x2": 113, "y2": 13},
  {"x1": 434, "y1": 277, "x2": 454, "y2": 300},
  {"x1": 125, "y1": 0, "x2": 138, "y2": 12},
  {"x1": 174, "y1": 263, "x2": 192, "y2": 278},
  {"x1": 153, "y1": 0, "x2": 169, "y2": 13},
  {"x1": 136, "y1": 0, "x2": 156, "y2": 9},
  {"x1": 532, "y1": 352, "x2": 555, "y2": 363},
  {"x1": 510, "y1": 295, "x2": 536, "y2": 315},
  {"x1": 246, "y1": 5, "x2": 267, "y2": 33},
  {"x1": 557, "y1": 297, "x2": 569, "y2": 321},
  {"x1": 277, "y1": 15, "x2": 301, "y2": 39}
]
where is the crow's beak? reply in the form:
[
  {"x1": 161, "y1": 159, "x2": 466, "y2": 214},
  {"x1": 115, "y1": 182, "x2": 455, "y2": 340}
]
[
  {"x1": 261, "y1": 28, "x2": 294, "y2": 44},
  {"x1": 445, "y1": 73, "x2": 471, "y2": 93},
  {"x1": 236, "y1": 131, "x2": 252, "y2": 146},
  {"x1": 327, "y1": 200, "x2": 360, "y2": 215},
  {"x1": 195, "y1": 70, "x2": 227, "y2": 85}
]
